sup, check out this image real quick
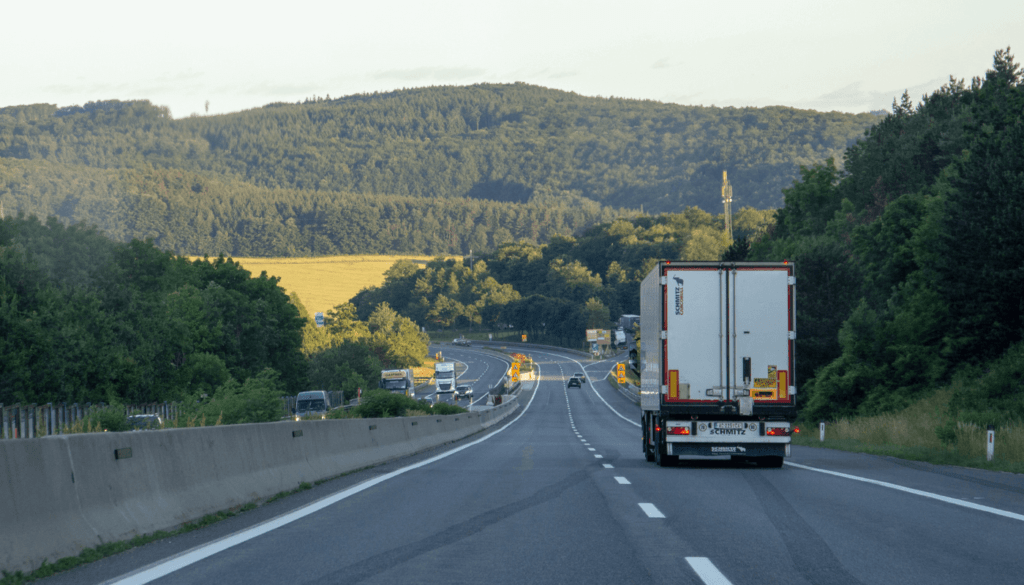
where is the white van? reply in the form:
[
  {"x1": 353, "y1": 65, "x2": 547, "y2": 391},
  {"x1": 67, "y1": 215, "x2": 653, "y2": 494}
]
[{"x1": 294, "y1": 390, "x2": 331, "y2": 420}]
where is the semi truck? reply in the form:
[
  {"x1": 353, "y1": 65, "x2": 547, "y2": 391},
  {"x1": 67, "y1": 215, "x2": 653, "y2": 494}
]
[
  {"x1": 379, "y1": 369, "x2": 415, "y2": 397},
  {"x1": 640, "y1": 261, "x2": 797, "y2": 467},
  {"x1": 434, "y1": 361, "x2": 456, "y2": 393}
]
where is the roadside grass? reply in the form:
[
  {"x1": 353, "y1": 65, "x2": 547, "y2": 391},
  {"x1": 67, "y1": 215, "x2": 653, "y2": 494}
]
[
  {"x1": 190, "y1": 254, "x2": 439, "y2": 316},
  {"x1": 793, "y1": 389, "x2": 1024, "y2": 474}
]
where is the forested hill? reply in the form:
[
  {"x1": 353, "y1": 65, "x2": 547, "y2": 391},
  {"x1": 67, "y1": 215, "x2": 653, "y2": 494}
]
[{"x1": 1, "y1": 84, "x2": 878, "y2": 218}]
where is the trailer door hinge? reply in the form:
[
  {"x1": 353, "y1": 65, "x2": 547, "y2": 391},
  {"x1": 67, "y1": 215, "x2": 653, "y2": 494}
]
[
  {"x1": 660, "y1": 331, "x2": 668, "y2": 340},
  {"x1": 660, "y1": 276, "x2": 667, "y2": 285},
  {"x1": 661, "y1": 385, "x2": 668, "y2": 395},
  {"x1": 788, "y1": 331, "x2": 797, "y2": 340},
  {"x1": 788, "y1": 276, "x2": 796, "y2": 285}
]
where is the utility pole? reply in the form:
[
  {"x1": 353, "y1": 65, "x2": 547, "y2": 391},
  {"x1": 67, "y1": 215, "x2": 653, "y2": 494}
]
[{"x1": 721, "y1": 171, "x2": 733, "y2": 241}]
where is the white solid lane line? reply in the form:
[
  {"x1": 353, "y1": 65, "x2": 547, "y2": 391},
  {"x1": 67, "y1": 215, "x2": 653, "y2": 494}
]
[
  {"x1": 638, "y1": 503, "x2": 665, "y2": 518},
  {"x1": 107, "y1": 361, "x2": 542, "y2": 585},
  {"x1": 785, "y1": 461, "x2": 1024, "y2": 522},
  {"x1": 686, "y1": 557, "x2": 733, "y2": 585},
  {"x1": 614, "y1": 476, "x2": 631, "y2": 485}
]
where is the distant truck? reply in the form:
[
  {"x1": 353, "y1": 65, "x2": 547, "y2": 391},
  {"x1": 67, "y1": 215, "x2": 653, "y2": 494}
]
[
  {"x1": 379, "y1": 369, "x2": 415, "y2": 397},
  {"x1": 434, "y1": 361, "x2": 456, "y2": 393},
  {"x1": 613, "y1": 328, "x2": 627, "y2": 348},
  {"x1": 640, "y1": 261, "x2": 797, "y2": 467}
]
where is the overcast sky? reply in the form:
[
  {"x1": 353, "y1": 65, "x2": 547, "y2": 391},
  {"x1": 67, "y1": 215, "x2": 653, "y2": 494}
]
[{"x1": 4, "y1": 0, "x2": 1022, "y2": 119}]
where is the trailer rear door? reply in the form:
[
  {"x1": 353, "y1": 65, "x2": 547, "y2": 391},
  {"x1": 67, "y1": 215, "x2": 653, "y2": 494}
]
[{"x1": 663, "y1": 265, "x2": 794, "y2": 403}]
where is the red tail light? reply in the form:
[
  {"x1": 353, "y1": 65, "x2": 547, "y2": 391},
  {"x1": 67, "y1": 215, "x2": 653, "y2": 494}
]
[
  {"x1": 793, "y1": 427, "x2": 800, "y2": 433},
  {"x1": 668, "y1": 426, "x2": 690, "y2": 435},
  {"x1": 765, "y1": 427, "x2": 791, "y2": 436}
]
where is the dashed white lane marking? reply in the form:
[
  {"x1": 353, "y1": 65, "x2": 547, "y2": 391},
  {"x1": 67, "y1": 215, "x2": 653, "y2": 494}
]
[
  {"x1": 588, "y1": 448, "x2": 596, "y2": 452},
  {"x1": 638, "y1": 503, "x2": 665, "y2": 518},
  {"x1": 614, "y1": 476, "x2": 631, "y2": 485},
  {"x1": 594, "y1": 454, "x2": 604, "y2": 459},
  {"x1": 785, "y1": 461, "x2": 1024, "y2": 522},
  {"x1": 686, "y1": 557, "x2": 733, "y2": 585},
  {"x1": 602, "y1": 464, "x2": 614, "y2": 469}
]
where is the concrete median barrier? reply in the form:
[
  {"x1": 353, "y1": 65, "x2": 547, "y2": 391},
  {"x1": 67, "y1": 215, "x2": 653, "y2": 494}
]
[{"x1": 0, "y1": 397, "x2": 519, "y2": 575}]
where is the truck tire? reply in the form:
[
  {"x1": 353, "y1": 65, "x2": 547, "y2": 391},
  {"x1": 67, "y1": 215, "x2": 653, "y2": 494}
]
[
  {"x1": 758, "y1": 456, "x2": 784, "y2": 468},
  {"x1": 643, "y1": 415, "x2": 655, "y2": 462},
  {"x1": 654, "y1": 419, "x2": 671, "y2": 467}
]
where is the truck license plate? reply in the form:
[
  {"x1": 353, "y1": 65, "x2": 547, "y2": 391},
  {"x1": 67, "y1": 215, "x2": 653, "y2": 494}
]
[{"x1": 714, "y1": 422, "x2": 744, "y2": 430}]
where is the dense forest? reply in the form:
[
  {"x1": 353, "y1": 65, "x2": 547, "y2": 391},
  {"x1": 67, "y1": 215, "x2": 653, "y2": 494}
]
[
  {"x1": 745, "y1": 49, "x2": 1024, "y2": 426},
  {"x1": 0, "y1": 84, "x2": 877, "y2": 256},
  {"x1": 0, "y1": 158, "x2": 628, "y2": 257},
  {"x1": 0, "y1": 215, "x2": 427, "y2": 411}
]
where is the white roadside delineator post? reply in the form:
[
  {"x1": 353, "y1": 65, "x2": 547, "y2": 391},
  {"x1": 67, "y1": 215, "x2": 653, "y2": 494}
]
[
  {"x1": 987, "y1": 424, "x2": 995, "y2": 462},
  {"x1": 820, "y1": 420, "x2": 825, "y2": 442}
]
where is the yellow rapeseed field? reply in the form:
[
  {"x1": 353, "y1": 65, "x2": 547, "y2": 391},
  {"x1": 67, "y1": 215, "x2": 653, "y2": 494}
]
[{"x1": 190, "y1": 255, "x2": 443, "y2": 315}]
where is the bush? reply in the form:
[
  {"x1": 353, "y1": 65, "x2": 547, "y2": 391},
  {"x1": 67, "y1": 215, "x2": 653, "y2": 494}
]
[
  {"x1": 183, "y1": 368, "x2": 285, "y2": 424},
  {"x1": 429, "y1": 402, "x2": 467, "y2": 415},
  {"x1": 350, "y1": 389, "x2": 423, "y2": 418},
  {"x1": 79, "y1": 403, "x2": 129, "y2": 433}
]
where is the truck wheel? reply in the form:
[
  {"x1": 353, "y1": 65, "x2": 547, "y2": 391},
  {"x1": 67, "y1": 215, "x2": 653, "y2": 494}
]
[
  {"x1": 654, "y1": 424, "x2": 670, "y2": 467},
  {"x1": 643, "y1": 416, "x2": 655, "y2": 462},
  {"x1": 758, "y1": 456, "x2": 784, "y2": 468}
]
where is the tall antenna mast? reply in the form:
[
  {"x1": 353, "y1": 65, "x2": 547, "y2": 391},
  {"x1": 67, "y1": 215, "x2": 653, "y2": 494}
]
[{"x1": 721, "y1": 171, "x2": 733, "y2": 241}]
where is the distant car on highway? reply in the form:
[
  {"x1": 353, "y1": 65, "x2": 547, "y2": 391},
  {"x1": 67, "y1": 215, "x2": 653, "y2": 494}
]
[
  {"x1": 457, "y1": 385, "x2": 473, "y2": 399},
  {"x1": 453, "y1": 338, "x2": 471, "y2": 346},
  {"x1": 574, "y1": 372, "x2": 586, "y2": 383},
  {"x1": 567, "y1": 377, "x2": 582, "y2": 388}
]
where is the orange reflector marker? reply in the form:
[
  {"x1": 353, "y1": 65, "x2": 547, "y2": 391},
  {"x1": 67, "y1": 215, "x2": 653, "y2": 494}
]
[{"x1": 669, "y1": 370, "x2": 679, "y2": 400}]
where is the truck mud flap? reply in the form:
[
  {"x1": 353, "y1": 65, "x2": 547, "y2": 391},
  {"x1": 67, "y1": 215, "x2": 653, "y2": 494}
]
[{"x1": 668, "y1": 443, "x2": 786, "y2": 457}]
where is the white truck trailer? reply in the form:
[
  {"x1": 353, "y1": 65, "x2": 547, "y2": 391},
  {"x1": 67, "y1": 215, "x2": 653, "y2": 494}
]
[
  {"x1": 640, "y1": 261, "x2": 797, "y2": 467},
  {"x1": 434, "y1": 361, "x2": 456, "y2": 393}
]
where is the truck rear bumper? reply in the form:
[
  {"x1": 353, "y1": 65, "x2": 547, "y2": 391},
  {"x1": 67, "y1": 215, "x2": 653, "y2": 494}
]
[{"x1": 668, "y1": 442, "x2": 788, "y2": 457}]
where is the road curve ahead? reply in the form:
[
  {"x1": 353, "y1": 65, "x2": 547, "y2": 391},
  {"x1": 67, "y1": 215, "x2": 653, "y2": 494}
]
[{"x1": 40, "y1": 349, "x2": 1024, "y2": 585}]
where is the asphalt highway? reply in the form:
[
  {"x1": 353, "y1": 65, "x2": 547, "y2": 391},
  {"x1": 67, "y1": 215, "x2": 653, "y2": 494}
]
[
  {"x1": 40, "y1": 348, "x2": 1024, "y2": 585},
  {"x1": 419, "y1": 344, "x2": 512, "y2": 407}
]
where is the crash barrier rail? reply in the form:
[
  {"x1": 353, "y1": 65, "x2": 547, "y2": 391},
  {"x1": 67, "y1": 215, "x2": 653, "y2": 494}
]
[
  {"x1": 2, "y1": 392, "x2": 361, "y2": 439},
  {"x1": 605, "y1": 376, "x2": 641, "y2": 404},
  {"x1": 0, "y1": 394, "x2": 522, "y2": 574},
  {"x1": 0, "y1": 402, "x2": 184, "y2": 439}
]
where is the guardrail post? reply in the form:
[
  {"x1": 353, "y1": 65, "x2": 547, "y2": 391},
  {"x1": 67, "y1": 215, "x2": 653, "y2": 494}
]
[
  {"x1": 987, "y1": 425, "x2": 995, "y2": 462},
  {"x1": 1, "y1": 404, "x2": 6, "y2": 439},
  {"x1": 819, "y1": 420, "x2": 825, "y2": 442},
  {"x1": 28, "y1": 404, "x2": 36, "y2": 438}
]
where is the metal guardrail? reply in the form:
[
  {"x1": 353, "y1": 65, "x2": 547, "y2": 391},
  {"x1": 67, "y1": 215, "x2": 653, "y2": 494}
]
[{"x1": 0, "y1": 401, "x2": 182, "y2": 439}]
